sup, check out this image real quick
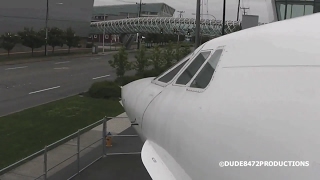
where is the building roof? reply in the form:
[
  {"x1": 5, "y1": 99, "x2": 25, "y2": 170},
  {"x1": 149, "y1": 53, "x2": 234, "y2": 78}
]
[{"x1": 93, "y1": 3, "x2": 175, "y2": 16}]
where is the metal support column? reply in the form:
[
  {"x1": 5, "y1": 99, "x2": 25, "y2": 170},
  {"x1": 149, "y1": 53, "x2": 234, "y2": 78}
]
[
  {"x1": 45, "y1": 0, "x2": 49, "y2": 56},
  {"x1": 195, "y1": 0, "x2": 201, "y2": 48},
  {"x1": 137, "y1": 0, "x2": 142, "y2": 49},
  {"x1": 237, "y1": 0, "x2": 241, "y2": 21},
  {"x1": 77, "y1": 130, "x2": 80, "y2": 174},
  {"x1": 43, "y1": 146, "x2": 47, "y2": 180},
  {"x1": 222, "y1": 0, "x2": 226, "y2": 35},
  {"x1": 102, "y1": 117, "x2": 107, "y2": 157},
  {"x1": 103, "y1": 14, "x2": 105, "y2": 54}
]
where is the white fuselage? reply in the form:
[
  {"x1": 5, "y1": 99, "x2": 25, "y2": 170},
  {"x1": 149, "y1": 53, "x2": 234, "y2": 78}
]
[{"x1": 122, "y1": 14, "x2": 320, "y2": 180}]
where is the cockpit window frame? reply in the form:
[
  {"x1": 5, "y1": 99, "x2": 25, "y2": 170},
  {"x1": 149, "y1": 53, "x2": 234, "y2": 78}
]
[
  {"x1": 152, "y1": 43, "x2": 207, "y2": 87},
  {"x1": 172, "y1": 49, "x2": 214, "y2": 87},
  {"x1": 186, "y1": 46, "x2": 225, "y2": 93},
  {"x1": 152, "y1": 55, "x2": 192, "y2": 87}
]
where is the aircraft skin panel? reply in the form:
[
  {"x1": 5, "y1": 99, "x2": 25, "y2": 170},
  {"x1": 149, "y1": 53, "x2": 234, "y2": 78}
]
[
  {"x1": 141, "y1": 140, "x2": 192, "y2": 180},
  {"x1": 142, "y1": 65, "x2": 320, "y2": 179},
  {"x1": 203, "y1": 13, "x2": 320, "y2": 68},
  {"x1": 122, "y1": 13, "x2": 320, "y2": 179}
]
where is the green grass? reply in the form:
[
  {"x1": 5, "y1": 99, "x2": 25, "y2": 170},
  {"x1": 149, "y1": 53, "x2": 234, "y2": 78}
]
[{"x1": 0, "y1": 96, "x2": 124, "y2": 169}]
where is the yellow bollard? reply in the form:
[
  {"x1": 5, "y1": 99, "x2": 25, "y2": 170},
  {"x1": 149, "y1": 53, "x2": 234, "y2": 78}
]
[{"x1": 106, "y1": 135, "x2": 112, "y2": 147}]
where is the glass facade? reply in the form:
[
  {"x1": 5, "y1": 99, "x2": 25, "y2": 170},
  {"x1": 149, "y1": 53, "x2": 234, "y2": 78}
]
[{"x1": 275, "y1": 0, "x2": 320, "y2": 20}]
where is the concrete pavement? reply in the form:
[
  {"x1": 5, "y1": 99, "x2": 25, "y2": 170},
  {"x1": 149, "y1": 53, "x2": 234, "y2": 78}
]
[
  {"x1": 0, "y1": 112, "x2": 145, "y2": 180},
  {"x1": 0, "y1": 52, "x2": 137, "y2": 117}
]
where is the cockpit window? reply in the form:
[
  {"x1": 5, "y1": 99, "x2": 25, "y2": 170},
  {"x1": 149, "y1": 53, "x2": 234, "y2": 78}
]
[
  {"x1": 158, "y1": 59, "x2": 189, "y2": 83},
  {"x1": 175, "y1": 51, "x2": 211, "y2": 85},
  {"x1": 190, "y1": 49, "x2": 223, "y2": 89},
  {"x1": 154, "y1": 42, "x2": 207, "y2": 85}
]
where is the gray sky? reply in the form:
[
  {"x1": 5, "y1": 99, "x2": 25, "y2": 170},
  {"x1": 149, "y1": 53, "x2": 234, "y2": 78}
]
[{"x1": 94, "y1": 0, "x2": 271, "y2": 23}]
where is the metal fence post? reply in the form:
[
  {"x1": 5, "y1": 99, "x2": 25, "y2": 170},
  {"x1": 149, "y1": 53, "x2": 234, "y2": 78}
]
[
  {"x1": 102, "y1": 117, "x2": 107, "y2": 157},
  {"x1": 44, "y1": 146, "x2": 47, "y2": 180},
  {"x1": 77, "y1": 129, "x2": 80, "y2": 175}
]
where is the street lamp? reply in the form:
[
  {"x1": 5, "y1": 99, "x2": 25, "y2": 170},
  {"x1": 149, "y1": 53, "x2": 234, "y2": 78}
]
[
  {"x1": 136, "y1": 0, "x2": 146, "y2": 49},
  {"x1": 45, "y1": 1, "x2": 63, "y2": 56}
]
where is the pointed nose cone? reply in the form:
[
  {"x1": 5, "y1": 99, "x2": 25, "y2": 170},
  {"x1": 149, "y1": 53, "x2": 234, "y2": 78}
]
[{"x1": 121, "y1": 78, "x2": 153, "y2": 123}]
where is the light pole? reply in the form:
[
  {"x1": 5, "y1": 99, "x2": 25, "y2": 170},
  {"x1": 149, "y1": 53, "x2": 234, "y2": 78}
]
[
  {"x1": 192, "y1": 13, "x2": 216, "y2": 45},
  {"x1": 102, "y1": 13, "x2": 106, "y2": 54},
  {"x1": 195, "y1": 0, "x2": 201, "y2": 48},
  {"x1": 45, "y1": 0, "x2": 49, "y2": 56},
  {"x1": 237, "y1": 0, "x2": 241, "y2": 21},
  {"x1": 222, "y1": 0, "x2": 226, "y2": 35},
  {"x1": 136, "y1": 0, "x2": 146, "y2": 49},
  {"x1": 45, "y1": 1, "x2": 63, "y2": 56},
  {"x1": 176, "y1": 11, "x2": 184, "y2": 43}
]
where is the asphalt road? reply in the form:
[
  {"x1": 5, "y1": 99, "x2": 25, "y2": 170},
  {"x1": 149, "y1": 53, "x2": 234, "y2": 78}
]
[{"x1": 0, "y1": 53, "x2": 136, "y2": 117}]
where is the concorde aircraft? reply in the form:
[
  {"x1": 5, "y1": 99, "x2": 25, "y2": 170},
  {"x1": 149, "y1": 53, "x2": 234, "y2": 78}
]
[{"x1": 121, "y1": 13, "x2": 320, "y2": 180}]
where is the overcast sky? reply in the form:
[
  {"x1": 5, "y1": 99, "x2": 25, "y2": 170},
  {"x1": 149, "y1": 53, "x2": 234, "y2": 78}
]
[{"x1": 94, "y1": 0, "x2": 272, "y2": 23}]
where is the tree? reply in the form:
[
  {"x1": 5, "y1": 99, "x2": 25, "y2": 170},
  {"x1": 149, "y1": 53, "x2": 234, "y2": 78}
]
[
  {"x1": 133, "y1": 45, "x2": 149, "y2": 75},
  {"x1": 174, "y1": 43, "x2": 183, "y2": 63},
  {"x1": 65, "y1": 27, "x2": 81, "y2": 53},
  {"x1": 162, "y1": 41, "x2": 175, "y2": 68},
  {"x1": 108, "y1": 47, "x2": 131, "y2": 78},
  {"x1": 18, "y1": 28, "x2": 44, "y2": 56},
  {"x1": 0, "y1": 32, "x2": 20, "y2": 57},
  {"x1": 150, "y1": 45, "x2": 164, "y2": 71},
  {"x1": 228, "y1": 24, "x2": 242, "y2": 34},
  {"x1": 201, "y1": 36, "x2": 213, "y2": 44},
  {"x1": 48, "y1": 27, "x2": 64, "y2": 53},
  {"x1": 181, "y1": 42, "x2": 192, "y2": 57}
]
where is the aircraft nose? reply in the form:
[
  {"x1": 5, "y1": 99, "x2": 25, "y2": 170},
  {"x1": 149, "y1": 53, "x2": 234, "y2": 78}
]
[{"x1": 121, "y1": 78, "x2": 152, "y2": 123}]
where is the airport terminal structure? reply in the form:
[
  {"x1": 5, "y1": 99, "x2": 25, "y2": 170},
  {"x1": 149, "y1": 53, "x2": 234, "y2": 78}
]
[
  {"x1": 269, "y1": 0, "x2": 320, "y2": 21},
  {"x1": 0, "y1": 0, "x2": 95, "y2": 37},
  {"x1": 89, "y1": 3, "x2": 175, "y2": 44},
  {"x1": 0, "y1": 0, "x2": 319, "y2": 47}
]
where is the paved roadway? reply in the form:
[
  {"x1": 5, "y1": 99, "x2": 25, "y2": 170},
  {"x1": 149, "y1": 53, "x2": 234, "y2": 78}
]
[{"x1": 0, "y1": 53, "x2": 136, "y2": 117}]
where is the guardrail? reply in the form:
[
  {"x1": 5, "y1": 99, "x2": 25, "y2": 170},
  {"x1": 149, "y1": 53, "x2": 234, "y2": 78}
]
[
  {"x1": 0, "y1": 117, "x2": 112, "y2": 179},
  {"x1": 1, "y1": 116, "x2": 140, "y2": 180}
]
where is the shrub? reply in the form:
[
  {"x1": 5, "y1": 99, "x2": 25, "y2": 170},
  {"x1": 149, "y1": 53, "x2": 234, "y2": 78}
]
[
  {"x1": 132, "y1": 45, "x2": 150, "y2": 75},
  {"x1": 114, "y1": 75, "x2": 142, "y2": 86},
  {"x1": 162, "y1": 42, "x2": 175, "y2": 68},
  {"x1": 139, "y1": 68, "x2": 166, "y2": 78},
  {"x1": 108, "y1": 47, "x2": 131, "y2": 77},
  {"x1": 86, "y1": 43, "x2": 93, "y2": 48},
  {"x1": 88, "y1": 81, "x2": 120, "y2": 99},
  {"x1": 150, "y1": 45, "x2": 165, "y2": 71}
]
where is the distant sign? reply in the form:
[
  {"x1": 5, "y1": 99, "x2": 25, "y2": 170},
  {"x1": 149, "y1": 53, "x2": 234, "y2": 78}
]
[{"x1": 242, "y1": 15, "x2": 259, "y2": 29}]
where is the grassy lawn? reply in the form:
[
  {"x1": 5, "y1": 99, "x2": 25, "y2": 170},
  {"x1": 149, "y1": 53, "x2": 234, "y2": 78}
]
[{"x1": 0, "y1": 96, "x2": 124, "y2": 169}]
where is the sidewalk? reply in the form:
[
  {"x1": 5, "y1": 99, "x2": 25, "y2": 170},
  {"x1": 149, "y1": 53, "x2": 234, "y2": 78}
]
[{"x1": 0, "y1": 112, "x2": 131, "y2": 180}]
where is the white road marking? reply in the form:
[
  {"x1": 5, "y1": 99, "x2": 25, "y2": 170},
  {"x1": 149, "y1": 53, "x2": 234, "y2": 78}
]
[
  {"x1": 54, "y1": 61, "x2": 70, "y2": 64},
  {"x1": 29, "y1": 86, "x2": 60, "y2": 95},
  {"x1": 54, "y1": 67, "x2": 69, "y2": 70},
  {"x1": 5, "y1": 66, "x2": 28, "y2": 70},
  {"x1": 92, "y1": 75, "x2": 110, "y2": 80}
]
